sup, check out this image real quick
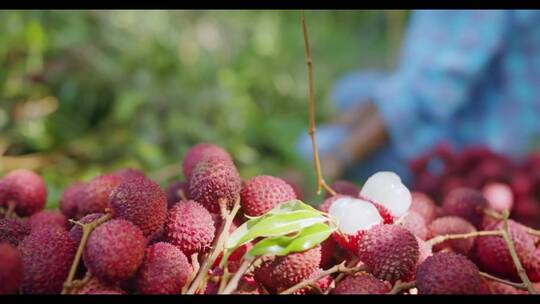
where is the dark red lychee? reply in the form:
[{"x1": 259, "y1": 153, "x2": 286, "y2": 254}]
[
  {"x1": 442, "y1": 188, "x2": 488, "y2": 228},
  {"x1": 416, "y1": 252, "x2": 481, "y2": 294},
  {"x1": 0, "y1": 169, "x2": 47, "y2": 216},
  {"x1": 326, "y1": 180, "x2": 360, "y2": 198},
  {"x1": 525, "y1": 246, "x2": 540, "y2": 282},
  {"x1": 357, "y1": 224, "x2": 419, "y2": 283},
  {"x1": 428, "y1": 216, "x2": 477, "y2": 255},
  {"x1": 165, "y1": 200, "x2": 215, "y2": 257},
  {"x1": 83, "y1": 219, "x2": 146, "y2": 284},
  {"x1": 28, "y1": 210, "x2": 67, "y2": 231},
  {"x1": 182, "y1": 143, "x2": 233, "y2": 180},
  {"x1": 113, "y1": 168, "x2": 146, "y2": 181},
  {"x1": 68, "y1": 213, "x2": 104, "y2": 244},
  {"x1": 331, "y1": 272, "x2": 391, "y2": 294},
  {"x1": 410, "y1": 192, "x2": 438, "y2": 224},
  {"x1": 18, "y1": 226, "x2": 77, "y2": 294},
  {"x1": 0, "y1": 218, "x2": 30, "y2": 246},
  {"x1": 165, "y1": 180, "x2": 188, "y2": 208},
  {"x1": 135, "y1": 242, "x2": 193, "y2": 294},
  {"x1": 109, "y1": 176, "x2": 167, "y2": 240},
  {"x1": 240, "y1": 175, "x2": 297, "y2": 217},
  {"x1": 0, "y1": 242, "x2": 22, "y2": 294},
  {"x1": 78, "y1": 173, "x2": 122, "y2": 216},
  {"x1": 59, "y1": 182, "x2": 86, "y2": 220},
  {"x1": 188, "y1": 156, "x2": 241, "y2": 213}
]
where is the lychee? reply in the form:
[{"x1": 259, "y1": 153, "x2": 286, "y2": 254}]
[
  {"x1": 525, "y1": 246, "x2": 540, "y2": 282},
  {"x1": 326, "y1": 180, "x2": 360, "y2": 198},
  {"x1": 68, "y1": 213, "x2": 104, "y2": 244},
  {"x1": 113, "y1": 168, "x2": 147, "y2": 181},
  {"x1": 319, "y1": 194, "x2": 350, "y2": 213},
  {"x1": 357, "y1": 224, "x2": 419, "y2": 283},
  {"x1": 360, "y1": 171, "x2": 412, "y2": 218},
  {"x1": 484, "y1": 279, "x2": 527, "y2": 294},
  {"x1": 475, "y1": 219, "x2": 535, "y2": 279},
  {"x1": 59, "y1": 182, "x2": 86, "y2": 220},
  {"x1": 282, "y1": 178, "x2": 305, "y2": 201},
  {"x1": 182, "y1": 143, "x2": 233, "y2": 180},
  {"x1": 482, "y1": 183, "x2": 513, "y2": 213},
  {"x1": 0, "y1": 169, "x2": 47, "y2": 216},
  {"x1": 0, "y1": 242, "x2": 22, "y2": 294},
  {"x1": 442, "y1": 188, "x2": 488, "y2": 228},
  {"x1": 416, "y1": 252, "x2": 481, "y2": 294},
  {"x1": 109, "y1": 176, "x2": 167, "y2": 240},
  {"x1": 135, "y1": 242, "x2": 193, "y2": 294},
  {"x1": 78, "y1": 173, "x2": 122, "y2": 216},
  {"x1": 410, "y1": 192, "x2": 438, "y2": 224},
  {"x1": 18, "y1": 226, "x2": 77, "y2": 294},
  {"x1": 331, "y1": 272, "x2": 391, "y2": 294},
  {"x1": 83, "y1": 219, "x2": 146, "y2": 284},
  {"x1": 165, "y1": 180, "x2": 188, "y2": 208},
  {"x1": 428, "y1": 216, "x2": 477, "y2": 255},
  {"x1": 270, "y1": 245, "x2": 321, "y2": 289},
  {"x1": 240, "y1": 175, "x2": 297, "y2": 217},
  {"x1": 76, "y1": 277, "x2": 125, "y2": 295},
  {"x1": 28, "y1": 210, "x2": 68, "y2": 231},
  {"x1": 401, "y1": 211, "x2": 428, "y2": 240},
  {"x1": 165, "y1": 200, "x2": 216, "y2": 257},
  {"x1": 188, "y1": 156, "x2": 241, "y2": 213},
  {"x1": 0, "y1": 218, "x2": 30, "y2": 246}
]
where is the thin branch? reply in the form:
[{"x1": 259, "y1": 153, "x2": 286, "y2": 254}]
[
  {"x1": 280, "y1": 261, "x2": 365, "y2": 294},
  {"x1": 5, "y1": 201, "x2": 16, "y2": 218},
  {"x1": 479, "y1": 272, "x2": 528, "y2": 291},
  {"x1": 182, "y1": 253, "x2": 199, "y2": 294},
  {"x1": 61, "y1": 213, "x2": 112, "y2": 294},
  {"x1": 221, "y1": 257, "x2": 256, "y2": 294},
  {"x1": 388, "y1": 280, "x2": 416, "y2": 294},
  {"x1": 301, "y1": 10, "x2": 336, "y2": 196},
  {"x1": 186, "y1": 198, "x2": 241, "y2": 294},
  {"x1": 499, "y1": 210, "x2": 537, "y2": 294},
  {"x1": 427, "y1": 230, "x2": 502, "y2": 246},
  {"x1": 526, "y1": 227, "x2": 540, "y2": 238},
  {"x1": 334, "y1": 257, "x2": 360, "y2": 284}
]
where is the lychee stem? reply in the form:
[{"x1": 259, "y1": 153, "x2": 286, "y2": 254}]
[
  {"x1": 499, "y1": 210, "x2": 537, "y2": 294},
  {"x1": 186, "y1": 198, "x2": 241, "y2": 294},
  {"x1": 221, "y1": 256, "x2": 256, "y2": 294},
  {"x1": 427, "y1": 230, "x2": 503, "y2": 246},
  {"x1": 479, "y1": 271, "x2": 529, "y2": 291},
  {"x1": 279, "y1": 261, "x2": 366, "y2": 294},
  {"x1": 388, "y1": 280, "x2": 416, "y2": 294},
  {"x1": 485, "y1": 209, "x2": 540, "y2": 238},
  {"x1": 61, "y1": 213, "x2": 112, "y2": 294},
  {"x1": 4, "y1": 201, "x2": 16, "y2": 218},
  {"x1": 182, "y1": 253, "x2": 199, "y2": 294},
  {"x1": 300, "y1": 10, "x2": 336, "y2": 197}
]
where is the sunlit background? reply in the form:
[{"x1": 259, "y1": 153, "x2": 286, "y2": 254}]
[{"x1": 0, "y1": 10, "x2": 408, "y2": 207}]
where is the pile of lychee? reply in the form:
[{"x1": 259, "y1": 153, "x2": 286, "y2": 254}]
[{"x1": 1, "y1": 143, "x2": 540, "y2": 295}]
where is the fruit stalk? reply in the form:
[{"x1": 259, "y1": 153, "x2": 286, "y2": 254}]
[
  {"x1": 388, "y1": 280, "x2": 416, "y2": 294},
  {"x1": 182, "y1": 253, "x2": 199, "y2": 294},
  {"x1": 61, "y1": 212, "x2": 112, "y2": 294},
  {"x1": 301, "y1": 10, "x2": 336, "y2": 197},
  {"x1": 479, "y1": 271, "x2": 528, "y2": 291},
  {"x1": 427, "y1": 230, "x2": 503, "y2": 247},
  {"x1": 221, "y1": 256, "x2": 256, "y2": 294}
]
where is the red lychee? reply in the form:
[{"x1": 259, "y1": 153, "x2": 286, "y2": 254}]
[
  {"x1": 68, "y1": 213, "x2": 104, "y2": 244},
  {"x1": 442, "y1": 188, "x2": 488, "y2": 228},
  {"x1": 0, "y1": 169, "x2": 47, "y2": 216},
  {"x1": 0, "y1": 242, "x2": 22, "y2": 294},
  {"x1": 410, "y1": 192, "x2": 438, "y2": 224},
  {"x1": 266, "y1": 246, "x2": 321, "y2": 290},
  {"x1": 59, "y1": 182, "x2": 86, "y2": 220},
  {"x1": 28, "y1": 210, "x2": 67, "y2": 231},
  {"x1": 428, "y1": 216, "x2": 477, "y2": 255},
  {"x1": 240, "y1": 175, "x2": 297, "y2": 217},
  {"x1": 331, "y1": 272, "x2": 391, "y2": 294},
  {"x1": 401, "y1": 211, "x2": 428, "y2": 240},
  {"x1": 78, "y1": 173, "x2": 122, "y2": 216},
  {"x1": 165, "y1": 180, "x2": 188, "y2": 208},
  {"x1": 182, "y1": 143, "x2": 233, "y2": 180},
  {"x1": 0, "y1": 218, "x2": 30, "y2": 246}
]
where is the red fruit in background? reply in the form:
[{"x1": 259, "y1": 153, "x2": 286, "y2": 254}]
[
  {"x1": 440, "y1": 175, "x2": 466, "y2": 199},
  {"x1": 331, "y1": 273, "x2": 391, "y2": 294},
  {"x1": 113, "y1": 168, "x2": 146, "y2": 181},
  {"x1": 282, "y1": 178, "x2": 305, "y2": 201},
  {"x1": 525, "y1": 247, "x2": 540, "y2": 282},
  {"x1": 409, "y1": 152, "x2": 431, "y2": 175},
  {"x1": 164, "y1": 180, "x2": 188, "y2": 209},
  {"x1": 78, "y1": 173, "x2": 122, "y2": 217},
  {"x1": 76, "y1": 277, "x2": 125, "y2": 295},
  {"x1": 428, "y1": 216, "x2": 477, "y2": 255},
  {"x1": 442, "y1": 188, "x2": 488, "y2": 229},
  {"x1": 401, "y1": 211, "x2": 428, "y2": 240},
  {"x1": 59, "y1": 182, "x2": 86, "y2": 220},
  {"x1": 28, "y1": 210, "x2": 68, "y2": 231},
  {"x1": 240, "y1": 175, "x2": 296, "y2": 217},
  {"x1": 410, "y1": 192, "x2": 438, "y2": 224},
  {"x1": 482, "y1": 183, "x2": 513, "y2": 213},
  {"x1": 512, "y1": 197, "x2": 540, "y2": 229},
  {"x1": 412, "y1": 172, "x2": 440, "y2": 199},
  {"x1": 0, "y1": 218, "x2": 30, "y2": 246},
  {"x1": 0, "y1": 242, "x2": 22, "y2": 294},
  {"x1": 0, "y1": 169, "x2": 47, "y2": 217},
  {"x1": 511, "y1": 171, "x2": 533, "y2": 198},
  {"x1": 182, "y1": 143, "x2": 233, "y2": 181},
  {"x1": 325, "y1": 180, "x2": 360, "y2": 198}
]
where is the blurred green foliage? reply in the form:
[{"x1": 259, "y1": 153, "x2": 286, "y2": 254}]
[{"x1": 0, "y1": 10, "x2": 407, "y2": 207}]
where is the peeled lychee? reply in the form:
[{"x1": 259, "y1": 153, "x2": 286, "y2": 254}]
[
  {"x1": 165, "y1": 180, "x2": 188, "y2": 208},
  {"x1": 18, "y1": 226, "x2": 77, "y2": 294},
  {"x1": 326, "y1": 180, "x2": 360, "y2": 198},
  {"x1": 0, "y1": 218, "x2": 30, "y2": 246},
  {"x1": 0, "y1": 169, "x2": 47, "y2": 216},
  {"x1": 83, "y1": 219, "x2": 146, "y2": 284},
  {"x1": 135, "y1": 242, "x2": 193, "y2": 294},
  {"x1": 442, "y1": 188, "x2": 488, "y2": 228},
  {"x1": 109, "y1": 176, "x2": 167, "y2": 240},
  {"x1": 165, "y1": 200, "x2": 216, "y2": 257},
  {"x1": 416, "y1": 252, "x2": 481, "y2": 294},
  {"x1": 240, "y1": 175, "x2": 297, "y2": 217},
  {"x1": 0, "y1": 242, "x2": 22, "y2": 294},
  {"x1": 357, "y1": 224, "x2": 419, "y2": 283},
  {"x1": 78, "y1": 173, "x2": 122, "y2": 216},
  {"x1": 482, "y1": 183, "x2": 513, "y2": 213},
  {"x1": 360, "y1": 171, "x2": 412, "y2": 218},
  {"x1": 28, "y1": 210, "x2": 67, "y2": 231},
  {"x1": 331, "y1": 273, "x2": 391, "y2": 294},
  {"x1": 59, "y1": 182, "x2": 86, "y2": 220},
  {"x1": 182, "y1": 143, "x2": 233, "y2": 180},
  {"x1": 475, "y1": 219, "x2": 535, "y2": 279},
  {"x1": 401, "y1": 211, "x2": 428, "y2": 240},
  {"x1": 188, "y1": 156, "x2": 241, "y2": 213},
  {"x1": 428, "y1": 216, "x2": 477, "y2": 255},
  {"x1": 410, "y1": 192, "x2": 438, "y2": 224}
]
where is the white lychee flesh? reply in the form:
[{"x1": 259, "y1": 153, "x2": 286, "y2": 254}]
[
  {"x1": 328, "y1": 197, "x2": 383, "y2": 235},
  {"x1": 360, "y1": 171, "x2": 412, "y2": 218}
]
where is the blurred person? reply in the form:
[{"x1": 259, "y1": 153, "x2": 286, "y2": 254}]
[{"x1": 297, "y1": 10, "x2": 540, "y2": 186}]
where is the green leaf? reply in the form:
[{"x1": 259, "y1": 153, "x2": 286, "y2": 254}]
[{"x1": 247, "y1": 223, "x2": 335, "y2": 257}]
